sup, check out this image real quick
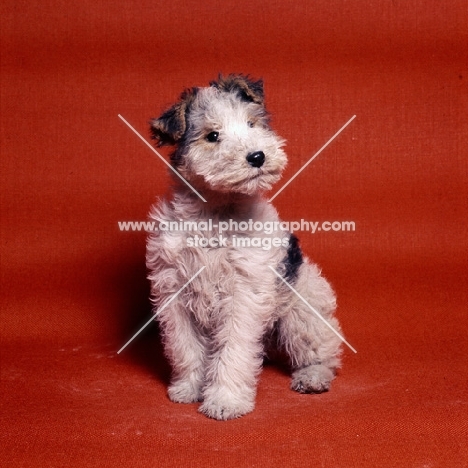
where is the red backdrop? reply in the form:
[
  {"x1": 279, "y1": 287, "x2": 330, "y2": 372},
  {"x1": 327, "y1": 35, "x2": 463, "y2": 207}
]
[{"x1": 1, "y1": 1, "x2": 467, "y2": 466}]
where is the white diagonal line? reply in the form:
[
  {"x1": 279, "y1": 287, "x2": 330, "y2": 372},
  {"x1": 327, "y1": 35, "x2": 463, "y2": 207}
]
[
  {"x1": 268, "y1": 115, "x2": 356, "y2": 202},
  {"x1": 118, "y1": 114, "x2": 207, "y2": 203},
  {"x1": 269, "y1": 266, "x2": 357, "y2": 353},
  {"x1": 117, "y1": 266, "x2": 206, "y2": 354}
]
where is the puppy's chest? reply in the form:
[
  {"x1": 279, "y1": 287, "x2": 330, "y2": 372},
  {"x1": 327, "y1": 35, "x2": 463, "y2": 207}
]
[
  {"x1": 169, "y1": 213, "x2": 289, "y2": 253},
  {"x1": 180, "y1": 232, "x2": 287, "y2": 326},
  {"x1": 188, "y1": 249, "x2": 282, "y2": 328}
]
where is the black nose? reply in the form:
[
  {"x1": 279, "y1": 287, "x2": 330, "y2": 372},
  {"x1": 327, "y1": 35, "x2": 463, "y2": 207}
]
[{"x1": 246, "y1": 151, "x2": 265, "y2": 168}]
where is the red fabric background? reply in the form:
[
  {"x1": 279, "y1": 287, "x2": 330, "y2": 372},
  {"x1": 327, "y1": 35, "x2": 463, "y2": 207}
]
[{"x1": 1, "y1": 1, "x2": 467, "y2": 466}]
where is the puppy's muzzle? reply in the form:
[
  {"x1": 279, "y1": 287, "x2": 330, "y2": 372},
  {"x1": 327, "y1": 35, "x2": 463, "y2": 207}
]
[{"x1": 246, "y1": 151, "x2": 265, "y2": 168}]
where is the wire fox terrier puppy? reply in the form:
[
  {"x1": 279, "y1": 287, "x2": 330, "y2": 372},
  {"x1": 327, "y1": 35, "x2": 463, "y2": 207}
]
[{"x1": 146, "y1": 75, "x2": 343, "y2": 420}]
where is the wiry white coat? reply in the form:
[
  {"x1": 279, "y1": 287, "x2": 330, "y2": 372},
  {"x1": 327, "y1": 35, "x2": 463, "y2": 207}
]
[{"x1": 147, "y1": 78, "x2": 342, "y2": 420}]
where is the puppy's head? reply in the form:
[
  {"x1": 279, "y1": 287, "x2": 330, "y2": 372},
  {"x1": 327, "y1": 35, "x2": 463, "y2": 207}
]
[{"x1": 150, "y1": 75, "x2": 287, "y2": 195}]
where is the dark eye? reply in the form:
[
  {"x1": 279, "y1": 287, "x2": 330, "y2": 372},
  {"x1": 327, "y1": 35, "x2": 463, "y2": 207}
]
[
  {"x1": 206, "y1": 131, "x2": 219, "y2": 142},
  {"x1": 247, "y1": 121, "x2": 254, "y2": 128}
]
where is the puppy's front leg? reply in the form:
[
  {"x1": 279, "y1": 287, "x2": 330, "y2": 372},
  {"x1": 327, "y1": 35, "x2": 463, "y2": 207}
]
[
  {"x1": 157, "y1": 300, "x2": 206, "y2": 404},
  {"x1": 199, "y1": 301, "x2": 266, "y2": 420}
]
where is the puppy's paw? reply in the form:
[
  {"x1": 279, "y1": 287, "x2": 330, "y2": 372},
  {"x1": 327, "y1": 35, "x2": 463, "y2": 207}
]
[
  {"x1": 199, "y1": 396, "x2": 254, "y2": 421},
  {"x1": 168, "y1": 381, "x2": 202, "y2": 404},
  {"x1": 291, "y1": 364, "x2": 335, "y2": 394}
]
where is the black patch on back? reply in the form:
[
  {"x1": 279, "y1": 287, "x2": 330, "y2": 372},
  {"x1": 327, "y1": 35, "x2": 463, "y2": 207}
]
[{"x1": 282, "y1": 234, "x2": 303, "y2": 282}]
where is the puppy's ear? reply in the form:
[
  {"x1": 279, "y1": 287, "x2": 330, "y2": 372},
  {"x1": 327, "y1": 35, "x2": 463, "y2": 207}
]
[
  {"x1": 211, "y1": 74, "x2": 264, "y2": 105},
  {"x1": 150, "y1": 88, "x2": 197, "y2": 146}
]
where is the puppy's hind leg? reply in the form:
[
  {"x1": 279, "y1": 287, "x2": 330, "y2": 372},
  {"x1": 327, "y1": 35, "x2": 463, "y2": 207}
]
[{"x1": 277, "y1": 261, "x2": 342, "y2": 394}]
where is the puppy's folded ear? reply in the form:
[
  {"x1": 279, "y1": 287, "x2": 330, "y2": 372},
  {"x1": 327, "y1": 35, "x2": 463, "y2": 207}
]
[
  {"x1": 211, "y1": 74, "x2": 264, "y2": 105},
  {"x1": 150, "y1": 88, "x2": 197, "y2": 146}
]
